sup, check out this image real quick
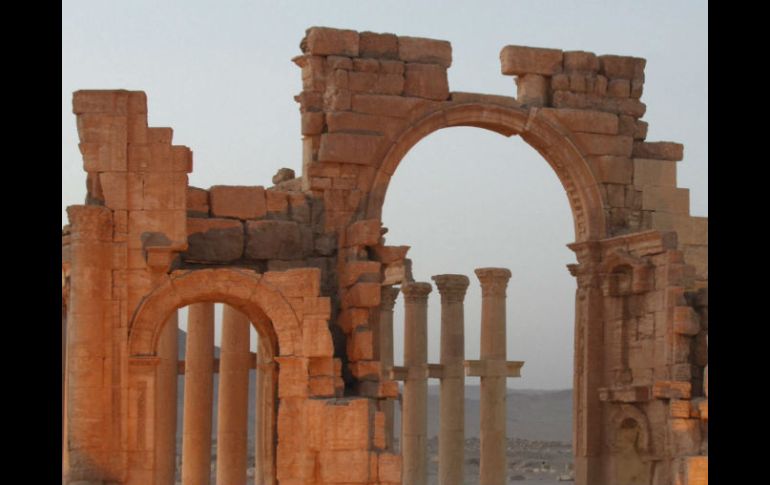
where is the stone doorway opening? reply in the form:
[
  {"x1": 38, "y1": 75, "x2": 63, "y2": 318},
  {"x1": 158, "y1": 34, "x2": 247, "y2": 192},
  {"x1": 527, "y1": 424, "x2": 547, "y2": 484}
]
[{"x1": 134, "y1": 297, "x2": 279, "y2": 485}]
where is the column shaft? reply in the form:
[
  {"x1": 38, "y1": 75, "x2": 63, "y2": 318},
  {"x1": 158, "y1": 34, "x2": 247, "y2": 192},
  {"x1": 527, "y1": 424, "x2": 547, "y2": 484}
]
[
  {"x1": 433, "y1": 275, "x2": 469, "y2": 485},
  {"x1": 155, "y1": 311, "x2": 179, "y2": 485},
  {"x1": 216, "y1": 306, "x2": 251, "y2": 485},
  {"x1": 380, "y1": 286, "x2": 399, "y2": 450},
  {"x1": 64, "y1": 205, "x2": 113, "y2": 482},
  {"x1": 401, "y1": 282, "x2": 432, "y2": 485},
  {"x1": 255, "y1": 337, "x2": 277, "y2": 485},
  {"x1": 182, "y1": 302, "x2": 215, "y2": 485},
  {"x1": 476, "y1": 268, "x2": 512, "y2": 485}
]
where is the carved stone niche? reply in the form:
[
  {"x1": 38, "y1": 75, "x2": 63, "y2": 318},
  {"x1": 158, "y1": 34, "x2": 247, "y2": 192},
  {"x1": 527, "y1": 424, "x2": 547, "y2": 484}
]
[
  {"x1": 601, "y1": 251, "x2": 654, "y2": 297},
  {"x1": 608, "y1": 404, "x2": 653, "y2": 485}
]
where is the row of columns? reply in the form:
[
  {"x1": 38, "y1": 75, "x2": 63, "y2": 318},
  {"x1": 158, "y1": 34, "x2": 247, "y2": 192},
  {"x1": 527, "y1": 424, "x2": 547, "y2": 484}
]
[
  {"x1": 153, "y1": 303, "x2": 270, "y2": 485},
  {"x1": 382, "y1": 268, "x2": 522, "y2": 485}
]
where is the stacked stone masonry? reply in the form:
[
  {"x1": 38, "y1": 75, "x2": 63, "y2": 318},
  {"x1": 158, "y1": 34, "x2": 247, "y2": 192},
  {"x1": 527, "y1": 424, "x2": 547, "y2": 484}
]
[{"x1": 62, "y1": 26, "x2": 707, "y2": 485}]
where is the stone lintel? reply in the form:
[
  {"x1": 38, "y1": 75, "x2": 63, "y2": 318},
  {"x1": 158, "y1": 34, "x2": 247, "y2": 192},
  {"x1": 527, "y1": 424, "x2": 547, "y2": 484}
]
[{"x1": 464, "y1": 359, "x2": 524, "y2": 377}]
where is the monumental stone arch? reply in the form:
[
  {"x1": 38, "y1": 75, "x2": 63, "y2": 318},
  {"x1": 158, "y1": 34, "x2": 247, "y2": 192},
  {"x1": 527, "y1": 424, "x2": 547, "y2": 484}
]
[{"x1": 62, "y1": 26, "x2": 708, "y2": 485}]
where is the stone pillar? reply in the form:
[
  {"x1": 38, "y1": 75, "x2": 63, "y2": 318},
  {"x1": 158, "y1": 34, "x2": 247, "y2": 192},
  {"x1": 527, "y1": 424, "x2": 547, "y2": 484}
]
[
  {"x1": 380, "y1": 286, "x2": 400, "y2": 450},
  {"x1": 401, "y1": 282, "x2": 432, "y2": 485},
  {"x1": 475, "y1": 267, "x2": 512, "y2": 485},
  {"x1": 255, "y1": 337, "x2": 277, "y2": 485},
  {"x1": 432, "y1": 274, "x2": 470, "y2": 485},
  {"x1": 182, "y1": 302, "x2": 215, "y2": 485},
  {"x1": 155, "y1": 311, "x2": 179, "y2": 485},
  {"x1": 64, "y1": 205, "x2": 113, "y2": 482},
  {"x1": 216, "y1": 305, "x2": 251, "y2": 485}
]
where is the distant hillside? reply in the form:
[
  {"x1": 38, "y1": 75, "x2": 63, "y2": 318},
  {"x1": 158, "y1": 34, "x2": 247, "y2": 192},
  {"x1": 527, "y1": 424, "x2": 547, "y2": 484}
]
[{"x1": 174, "y1": 330, "x2": 572, "y2": 448}]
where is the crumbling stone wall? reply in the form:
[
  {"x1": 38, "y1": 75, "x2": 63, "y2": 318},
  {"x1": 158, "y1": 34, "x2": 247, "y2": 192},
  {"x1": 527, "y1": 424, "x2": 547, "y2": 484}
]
[{"x1": 62, "y1": 26, "x2": 707, "y2": 485}]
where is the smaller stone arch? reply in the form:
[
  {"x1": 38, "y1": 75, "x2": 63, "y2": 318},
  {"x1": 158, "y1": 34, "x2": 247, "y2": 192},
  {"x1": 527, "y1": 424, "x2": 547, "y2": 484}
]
[
  {"x1": 128, "y1": 268, "x2": 303, "y2": 357},
  {"x1": 608, "y1": 404, "x2": 651, "y2": 454}
]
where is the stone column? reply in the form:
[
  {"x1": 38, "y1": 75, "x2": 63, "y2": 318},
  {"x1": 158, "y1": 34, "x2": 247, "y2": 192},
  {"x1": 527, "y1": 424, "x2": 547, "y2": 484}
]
[
  {"x1": 182, "y1": 302, "x2": 215, "y2": 485},
  {"x1": 475, "y1": 267, "x2": 512, "y2": 485},
  {"x1": 155, "y1": 311, "x2": 179, "y2": 485},
  {"x1": 401, "y1": 282, "x2": 432, "y2": 485},
  {"x1": 432, "y1": 274, "x2": 470, "y2": 485},
  {"x1": 64, "y1": 205, "x2": 113, "y2": 482},
  {"x1": 216, "y1": 305, "x2": 251, "y2": 485},
  {"x1": 255, "y1": 337, "x2": 277, "y2": 485},
  {"x1": 380, "y1": 286, "x2": 400, "y2": 450}
]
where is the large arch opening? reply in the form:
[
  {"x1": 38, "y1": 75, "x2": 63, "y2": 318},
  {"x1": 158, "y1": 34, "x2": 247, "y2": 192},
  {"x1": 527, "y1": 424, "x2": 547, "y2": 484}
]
[
  {"x1": 383, "y1": 126, "x2": 577, "y2": 483},
  {"x1": 367, "y1": 103, "x2": 607, "y2": 484}
]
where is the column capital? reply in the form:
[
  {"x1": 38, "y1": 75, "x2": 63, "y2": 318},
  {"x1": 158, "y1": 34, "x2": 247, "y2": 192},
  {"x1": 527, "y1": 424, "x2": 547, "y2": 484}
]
[
  {"x1": 66, "y1": 205, "x2": 113, "y2": 242},
  {"x1": 401, "y1": 282, "x2": 432, "y2": 302},
  {"x1": 474, "y1": 267, "x2": 512, "y2": 297},
  {"x1": 380, "y1": 286, "x2": 400, "y2": 311},
  {"x1": 431, "y1": 274, "x2": 470, "y2": 303}
]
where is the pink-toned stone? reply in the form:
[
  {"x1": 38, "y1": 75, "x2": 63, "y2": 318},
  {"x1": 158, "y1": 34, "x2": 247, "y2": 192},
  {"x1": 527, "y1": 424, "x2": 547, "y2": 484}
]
[
  {"x1": 404, "y1": 63, "x2": 449, "y2": 101},
  {"x1": 304, "y1": 27, "x2": 359, "y2": 57},
  {"x1": 398, "y1": 36, "x2": 452, "y2": 67},
  {"x1": 360, "y1": 31, "x2": 399, "y2": 59}
]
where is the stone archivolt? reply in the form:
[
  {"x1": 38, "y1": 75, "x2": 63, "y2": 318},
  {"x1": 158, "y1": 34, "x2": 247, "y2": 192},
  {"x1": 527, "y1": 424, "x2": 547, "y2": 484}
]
[{"x1": 62, "y1": 26, "x2": 707, "y2": 485}]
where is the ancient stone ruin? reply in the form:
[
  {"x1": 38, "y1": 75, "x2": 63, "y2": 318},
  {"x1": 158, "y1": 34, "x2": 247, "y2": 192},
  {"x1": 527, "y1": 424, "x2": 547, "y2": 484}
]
[{"x1": 61, "y1": 26, "x2": 708, "y2": 485}]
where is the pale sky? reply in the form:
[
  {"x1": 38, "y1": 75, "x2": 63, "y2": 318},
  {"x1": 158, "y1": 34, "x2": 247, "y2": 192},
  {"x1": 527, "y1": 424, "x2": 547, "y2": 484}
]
[{"x1": 62, "y1": 0, "x2": 707, "y2": 389}]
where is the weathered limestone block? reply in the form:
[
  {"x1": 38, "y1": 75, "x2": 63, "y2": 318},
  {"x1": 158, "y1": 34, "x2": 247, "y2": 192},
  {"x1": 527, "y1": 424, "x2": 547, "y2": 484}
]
[
  {"x1": 398, "y1": 36, "x2": 452, "y2": 67},
  {"x1": 343, "y1": 282, "x2": 382, "y2": 308},
  {"x1": 184, "y1": 218, "x2": 244, "y2": 262},
  {"x1": 360, "y1": 31, "x2": 399, "y2": 59},
  {"x1": 347, "y1": 326, "x2": 374, "y2": 361},
  {"x1": 317, "y1": 132, "x2": 384, "y2": 165},
  {"x1": 319, "y1": 450, "x2": 373, "y2": 482},
  {"x1": 599, "y1": 55, "x2": 646, "y2": 80},
  {"x1": 669, "y1": 418, "x2": 701, "y2": 455},
  {"x1": 634, "y1": 158, "x2": 677, "y2": 186},
  {"x1": 450, "y1": 91, "x2": 520, "y2": 108},
  {"x1": 265, "y1": 189, "x2": 289, "y2": 216},
  {"x1": 516, "y1": 74, "x2": 549, "y2": 106},
  {"x1": 572, "y1": 133, "x2": 633, "y2": 156},
  {"x1": 404, "y1": 62, "x2": 449, "y2": 100},
  {"x1": 209, "y1": 185, "x2": 267, "y2": 220},
  {"x1": 607, "y1": 79, "x2": 631, "y2": 98},
  {"x1": 346, "y1": 219, "x2": 382, "y2": 247},
  {"x1": 303, "y1": 318, "x2": 334, "y2": 357},
  {"x1": 641, "y1": 186, "x2": 690, "y2": 214},
  {"x1": 186, "y1": 186, "x2": 209, "y2": 216},
  {"x1": 352, "y1": 93, "x2": 436, "y2": 118},
  {"x1": 540, "y1": 108, "x2": 619, "y2": 134},
  {"x1": 303, "y1": 26, "x2": 359, "y2": 57},
  {"x1": 633, "y1": 141, "x2": 684, "y2": 161},
  {"x1": 564, "y1": 50, "x2": 599, "y2": 72},
  {"x1": 340, "y1": 261, "x2": 382, "y2": 287},
  {"x1": 588, "y1": 156, "x2": 633, "y2": 184},
  {"x1": 552, "y1": 90, "x2": 647, "y2": 117},
  {"x1": 326, "y1": 111, "x2": 403, "y2": 139},
  {"x1": 245, "y1": 220, "x2": 304, "y2": 260},
  {"x1": 500, "y1": 45, "x2": 563, "y2": 75}
]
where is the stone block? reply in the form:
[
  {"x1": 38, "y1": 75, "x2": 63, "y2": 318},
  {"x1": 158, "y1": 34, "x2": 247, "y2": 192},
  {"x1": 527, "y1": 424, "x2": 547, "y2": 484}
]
[
  {"x1": 341, "y1": 260, "x2": 382, "y2": 287},
  {"x1": 398, "y1": 36, "x2": 452, "y2": 67},
  {"x1": 352, "y1": 93, "x2": 432, "y2": 118},
  {"x1": 641, "y1": 186, "x2": 690, "y2": 214},
  {"x1": 265, "y1": 189, "x2": 290, "y2": 216},
  {"x1": 633, "y1": 158, "x2": 677, "y2": 186},
  {"x1": 607, "y1": 79, "x2": 631, "y2": 98},
  {"x1": 275, "y1": 357, "x2": 309, "y2": 398},
  {"x1": 379, "y1": 453, "x2": 402, "y2": 482},
  {"x1": 346, "y1": 219, "x2": 382, "y2": 247},
  {"x1": 588, "y1": 156, "x2": 632, "y2": 184},
  {"x1": 372, "y1": 244, "x2": 409, "y2": 264},
  {"x1": 360, "y1": 31, "x2": 399, "y2": 59},
  {"x1": 551, "y1": 73, "x2": 569, "y2": 90},
  {"x1": 325, "y1": 55, "x2": 353, "y2": 70},
  {"x1": 573, "y1": 133, "x2": 633, "y2": 156},
  {"x1": 669, "y1": 418, "x2": 701, "y2": 455},
  {"x1": 351, "y1": 360, "x2": 381, "y2": 380},
  {"x1": 326, "y1": 111, "x2": 403, "y2": 139},
  {"x1": 186, "y1": 186, "x2": 209, "y2": 216},
  {"x1": 500, "y1": 45, "x2": 563, "y2": 75},
  {"x1": 634, "y1": 120, "x2": 649, "y2": 140},
  {"x1": 304, "y1": 27, "x2": 359, "y2": 57},
  {"x1": 263, "y1": 268, "x2": 321, "y2": 298},
  {"x1": 209, "y1": 185, "x2": 266, "y2": 220},
  {"x1": 184, "y1": 218, "x2": 244, "y2": 263},
  {"x1": 308, "y1": 356, "x2": 335, "y2": 376},
  {"x1": 564, "y1": 50, "x2": 599, "y2": 72},
  {"x1": 322, "y1": 399, "x2": 371, "y2": 451},
  {"x1": 599, "y1": 55, "x2": 646, "y2": 80},
  {"x1": 300, "y1": 112, "x2": 324, "y2": 135},
  {"x1": 347, "y1": 326, "x2": 374, "y2": 361},
  {"x1": 541, "y1": 108, "x2": 618, "y2": 134},
  {"x1": 245, "y1": 220, "x2": 304, "y2": 260},
  {"x1": 73, "y1": 89, "x2": 130, "y2": 114},
  {"x1": 317, "y1": 132, "x2": 384, "y2": 165},
  {"x1": 632, "y1": 141, "x2": 684, "y2": 161},
  {"x1": 303, "y1": 318, "x2": 334, "y2": 357},
  {"x1": 339, "y1": 308, "x2": 370, "y2": 333},
  {"x1": 309, "y1": 376, "x2": 336, "y2": 397},
  {"x1": 516, "y1": 74, "x2": 549, "y2": 106},
  {"x1": 404, "y1": 62, "x2": 449, "y2": 100},
  {"x1": 343, "y1": 282, "x2": 382, "y2": 308},
  {"x1": 631, "y1": 79, "x2": 644, "y2": 99},
  {"x1": 319, "y1": 449, "x2": 372, "y2": 482},
  {"x1": 653, "y1": 381, "x2": 691, "y2": 400},
  {"x1": 569, "y1": 73, "x2": 587, "y2": 92}
]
